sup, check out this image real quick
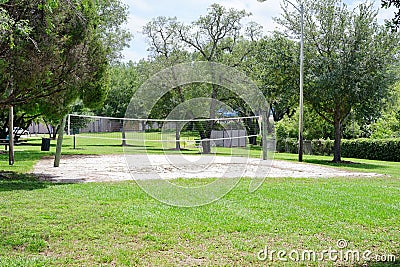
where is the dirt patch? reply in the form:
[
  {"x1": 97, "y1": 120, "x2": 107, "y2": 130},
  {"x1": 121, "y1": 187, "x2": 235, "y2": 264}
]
[{"x1": 32, "y1": 154, "x2": 383, "y2": 183}]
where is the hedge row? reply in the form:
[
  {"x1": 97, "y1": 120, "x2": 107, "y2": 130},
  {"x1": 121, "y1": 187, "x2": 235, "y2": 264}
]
[
  {"x1": 276, "y1": 138, "x2": 334, "y2": 156},
  {"x1": 276, "y1": 138, "x2": 400, "y2": 162},
  {"x1": 341, "y1": 138, "x2": 400, "y2": 162}
]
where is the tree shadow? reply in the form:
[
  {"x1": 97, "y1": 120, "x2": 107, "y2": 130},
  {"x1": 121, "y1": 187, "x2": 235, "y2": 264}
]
[
  {"x1": 82, "y1": 144, "x2": 126, "y2": 147},
  {"x1": 303, "y1": 159, "x2": 386, "y2": 171},
  {"x1": 80, "y1": 144, "x2": 157, "y2": 148},
  {"x1": 19, "y1": 142, "x2": 41, "y2": 147},
  {"x1": 0, "y1": 151, "x2": 49, "y2": 165},
  {"x1": 141, "y1": 147, "x2": 201, "y2": 154},
  {"x1": 275, "y1": 153, "x2": 387, "y2": 171},
  {"x1": 0, "y1": 172, "x2": 57, "y2": 192}
]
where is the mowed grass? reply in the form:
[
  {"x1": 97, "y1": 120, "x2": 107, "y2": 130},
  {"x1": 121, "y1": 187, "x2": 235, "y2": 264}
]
[
  {"x1": 1, "y1": 177, "x2": 400, "y2": 266},
  {"x1": 0, "y1": 134, "x2": 399, "y2": 266}
]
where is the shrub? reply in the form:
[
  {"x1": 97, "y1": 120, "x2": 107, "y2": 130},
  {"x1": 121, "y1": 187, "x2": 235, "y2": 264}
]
[
  {"x1": 276, "y1": 138, "x2": 298, "y2": 154},
  {"x1": 341, "y1": 138, "x2": 400, "y2": 162},
  {"x1": 276, "y1": 138, "x2": 400, "y2": 162},
  {"x1": 311, "y1": 138, "x2": 334, "y2": 156},
  {"x1": 276, "y1": 138, "x2": 334, "y2": 156}
]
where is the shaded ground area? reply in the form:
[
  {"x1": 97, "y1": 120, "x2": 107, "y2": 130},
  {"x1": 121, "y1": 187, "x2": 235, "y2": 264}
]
[{"x1": 32, "y1": 154, "x2": 383, "y2": 183}]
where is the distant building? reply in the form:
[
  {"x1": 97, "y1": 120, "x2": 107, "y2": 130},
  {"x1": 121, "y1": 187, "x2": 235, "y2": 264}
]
[{"x1": 28, "y1": 122, "x2": 54, "y2": 134}]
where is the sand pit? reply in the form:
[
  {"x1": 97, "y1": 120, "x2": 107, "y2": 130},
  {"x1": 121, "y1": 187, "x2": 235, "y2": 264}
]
[{"x1": 32, "y1": 154, "x2": 383, "y2": 183}]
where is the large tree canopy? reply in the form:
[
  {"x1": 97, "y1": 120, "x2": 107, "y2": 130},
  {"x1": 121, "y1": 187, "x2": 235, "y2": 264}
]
[
  {"x1": 250, "y1": 33, "x2": 299, "y2": 122},
  {"x1": 0, "y1": 0, "x2": 131, "y2": 147},
  {"x1": 141, "y1": 4, "x2": 262, "y2": 153},
  {"x1": 0, "y1": 0, "x2": 131, "y2": 109},
  {"x1": 97, "y1": 62, "x2": 140, "y2": 118},
  {"x1": 278, "y1": 0, "x2": 399, "y2": 162}
]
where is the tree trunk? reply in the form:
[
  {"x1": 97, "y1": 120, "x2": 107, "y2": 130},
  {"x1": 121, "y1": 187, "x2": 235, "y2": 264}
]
[
  {"x1": 175, "y1": 122, "x2": 181, "y2": 150},
  {"x1": 200, "y1": 85, "x2": 218, "y2": 154},
  {"x1": 121, "y1": 128, "x2": 127, "y2": 146},
  {"x1": 244, "y1": 117, "x2": 259, "y2": 145},
  {"x1": 194, "y1": 121, "x2": 212, "y2": 154},
  {"x1": 333, "y1": 116, "x2": 342, "y2": 163},
  {"x1": 44, "y1": 122, "x2": 52, "y2": 139},
  {"x1": 54, "y1": 116, "x2": 66, "y2": 167},
  {"x1": 202, "y1": 139, "x2": 211, "y2": 154},
  {"x1": 248, "y1": 136, "x2": 257, "y2": 145}
]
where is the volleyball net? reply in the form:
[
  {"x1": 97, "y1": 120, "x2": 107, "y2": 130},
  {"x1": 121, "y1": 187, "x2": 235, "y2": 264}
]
[{"x1": 67, "y1": 114, "x2": 272, "y2": 157}]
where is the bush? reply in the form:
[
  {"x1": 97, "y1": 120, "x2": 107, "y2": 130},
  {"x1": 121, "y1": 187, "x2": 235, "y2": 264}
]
[
  {"x1": 369, "y1": 112, "x2": 400, "y2": 139},
  {"x1": 341, "y1": 138, "x2": 400, "y2": 162},
  {"x1": 275, "y1": 106, "x2": 335, "y2": 141},
  {"x1": 277, "y1": 138, "x2": 400, "y2": 162},
  {"x1": 276, "y1": 138, "x2": 333, "y2": 156},
  {"x1": 276, "y1": 138, "x2": 298, "y2": 154},
  {"x1": 311, "y1": 138, "x2": 334, "y2": 156}
]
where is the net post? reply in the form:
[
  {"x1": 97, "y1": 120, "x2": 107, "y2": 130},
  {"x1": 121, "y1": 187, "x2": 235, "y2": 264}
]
[
  {"x1": 67, "y1": 114, "x2": 71, "y2": 135},
  {"x1": 262, "y1": 110, "x2": 268, "y2": 160},
  {"x1": 121, "y1": 119, "x2": 127, "y2": 146}
]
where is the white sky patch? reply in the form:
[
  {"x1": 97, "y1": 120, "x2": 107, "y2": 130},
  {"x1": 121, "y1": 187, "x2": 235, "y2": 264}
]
[{"x1": 120, "y1": 0, "x2": 396, "y2": 63}]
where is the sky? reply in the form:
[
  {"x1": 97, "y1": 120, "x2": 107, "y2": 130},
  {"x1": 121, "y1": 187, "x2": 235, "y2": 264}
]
[{"x1": 120, "y1": 0, "x2": 396, "y2": 62}]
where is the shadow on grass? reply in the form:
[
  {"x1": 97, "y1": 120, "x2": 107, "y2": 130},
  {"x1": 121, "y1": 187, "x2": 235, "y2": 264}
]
[
  {"x1": 275, "y1": 153, "x2": 387, "y2": 171},
  {"x1": 0, "y1": 172, "x2": 58, "y2": 192},
  {"x1": 19, "y1": 142, "x2": 42, "y2": 147},
  {"x1": 133, "y1": 147, "x2": 200, "y2": 153},
  {"x1": 0, "y1": 150, "x2": 49, "y2": 163},
  {"x1": 0, "y1": 171, "x2": 77, "y2": 192},
  {"x1": 82, "y1": 144, "x2": 126, "y2": 147},
  {"x1": 81, "y1": 143, "x2": 157, "y2": 148},
  {"x1": 303, "y1": 158, "x2": 386, "y2": 171}
]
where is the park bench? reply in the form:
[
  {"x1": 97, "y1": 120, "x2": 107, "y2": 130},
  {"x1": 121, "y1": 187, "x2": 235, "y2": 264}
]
[
  {"x1": 0, "y1": 139, "x2": 9, "y2": 150},
  {"x1": 0, "y1": 136, "x2": 28, "y2": 150}
]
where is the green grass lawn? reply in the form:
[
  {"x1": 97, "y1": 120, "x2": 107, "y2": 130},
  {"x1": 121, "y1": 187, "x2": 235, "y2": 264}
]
[{"x1": 0, "y1": 134, "x2": 399, "y2": 266}]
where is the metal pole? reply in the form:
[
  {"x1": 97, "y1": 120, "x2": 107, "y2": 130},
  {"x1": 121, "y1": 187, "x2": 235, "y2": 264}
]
[
  {"x1": 8, "y1": 62, "x2": 14, "y2": 165},
  {"x1": 262, "y1": 110, "x2": 268, "y2": 160},
  {"x1": 257, "y1": 0, "x2": 305, "y2": 162},
  {"x1": 298, "y1": 2, "x2": 304, "y2": 162},
  {"x1": 67, "y1": 114, "x2": 71, "y2": 135},
  {"x1": 8, "y1": 105, "x2": 14, "y2": 165}
]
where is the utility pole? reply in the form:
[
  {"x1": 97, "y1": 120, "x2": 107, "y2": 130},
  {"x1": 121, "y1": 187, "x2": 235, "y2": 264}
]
[
  {"x1": 262, "y1": 110, "x2": 268, "y2": 160},
  {"x1": 257, "y1": 0, "x2": 305, "y2": 162},
  {"x1": 298, "y1": 2, "x2": 304, "y2": 162},
  {"x1": 8, "y1": 105, "x2": 14, "y2": 165},
  {"x1": 8, "y1": 65, "x2": 15, "y2": 165}
]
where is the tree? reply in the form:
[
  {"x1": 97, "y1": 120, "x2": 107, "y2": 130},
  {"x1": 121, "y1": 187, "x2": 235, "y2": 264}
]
[
  {"x1": 369, "y1": 80, "x2": 400, "y2": 138},
  {"x1": 160, "y1": 4, "x2": 262, "y2": 153},
  {"x1": 278, "y1": 0, "x2": 398, "y2": 162},
  {"x1": 276, "y1": 105, "x2": 334, "y2": 140},
  {"x1": 0, "y1": 0, "x2": 130, "y2": 108},
  {"x1": 1, "y1": 0, "x2": 82, "y2": 107},
  {"x1": 143, "y1": 17, "x2": 192, "y2": 150},
  {"x1": 382, "y1": 0, "x2": 400, "y2": 31},
  {"x1": 98, "y1": 62, "x2": 140, "y2": 118},
  {"x1": 0, "y1": 0, "x2": 130, "y2": 119},
  {"x1": 0, "y1": 106, "x2": 41, "y2": 139},
  {"x1": 250, "y1": 33, "x2": 299, "y2": 122},
  {"x1": 0, "y1": 0, "x2": 130, "y2": 165}
]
